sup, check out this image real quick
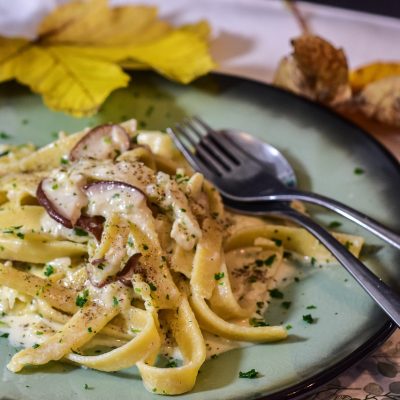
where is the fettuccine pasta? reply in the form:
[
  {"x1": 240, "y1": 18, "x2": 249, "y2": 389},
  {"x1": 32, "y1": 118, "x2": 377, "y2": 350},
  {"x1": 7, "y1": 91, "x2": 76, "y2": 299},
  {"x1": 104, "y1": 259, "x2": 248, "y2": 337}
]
[{"x1": 0, "y1": 120, "x2": 363, "y2": 395}]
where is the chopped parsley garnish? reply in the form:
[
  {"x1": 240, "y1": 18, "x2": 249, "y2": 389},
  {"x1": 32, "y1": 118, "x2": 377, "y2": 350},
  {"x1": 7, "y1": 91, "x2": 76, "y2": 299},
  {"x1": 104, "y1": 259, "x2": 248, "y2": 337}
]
[
  {"x1": 44, "y1": 264, "x2": 55, "y2": 277},
  {"x1": 239, "y1": 369, "x2": 259, "y2": 379},
  {"x1": 214, "y1": 272, "x2": 224, "y2": 281},
  {"x1": 3, "y1": 226, "x2": 22, "y2": 233},
  {"x1": 32, "y1": 343, "x2": 40, "y2": 349},
  {"x1": 143, "y1": 244, "x2": 149, "y2": 250},
  {"x1": 269, "y1": 288, "x2": 284, "y2": 299},
  {"x1": 165, "y1": 360, "x2": 177, "y2": 368},
  {"x1": 264, "y1": 254, "x2": 276, "y2": 266},
  {"x1": 148, "y1": 282, "x2": 157, "y2": 291},
  {"x1": 88, "y1": 327, "x2": 93, "y2": 333},
  {"x1": 112, "y1": 193, "x2": 120, "y2": 199},
  {"x1": 310, "y1": 257, "x2": 317, "y2": 266},
  {"x1": 328, "y1": 221, "x2": 342, "y2": 229},
  {"x1": 35, "y1": 331, "x2": 43, "y2": 335},
  {"x1": 51, "y1": 183, "x2": 59, "y2": 190},
  {"x1": 0, "y1": 333, "x2": 9, "y2": 338},
  {"x1": 16, "y1": 232, "x2": 25, "y2": 240},
  {"x1": 255, "y1": 259, "x2": 264, "y2": 267},
  {"x1": 249, "y1": 318, "x2": 268, "y2": 327},
  {"x1": 302, "y1": 314, "x2": 315, "y2": 324},
  {"x1": 73, "y1": 227, "x2": 88, "y2": 237},
  {"x1": 281, "y1": 301, "x2": 292, "y2": 309},
  {"x1": 306, "y1": 305, "x2": 317, "y2": 309},
  {"x1": 294, "y1": 277, "x2": 300, "y2": 283},
  {"x1": 112, "y1": 296, "x2": 119, "y2": 307},
  {"x1": 145, "y1": 105, "x2": 155, "y2": 117},
  {"x1": 76, "y1": 289, "x2": 89, "y2": 308},
  {"x1": 272, "y1": 238, "x2": 283, "y2": 246},
  {"x1": 60, "y1": 157, "x2": 69, "y2": 165},
  {"x1": 354, "y1": 167, "x2": 365, "y2": 175},
  {"x1": 84, "y1": 383, "x2": 93, "y2": 390},
  {"x1": 0, "y1": 132, "x2": 10, "y2": 139},
  {"x1": 283, "y1": 251, "x2": 292, "y2": 259},
  {"x1": 344, "y1": 241, "x2": 352, "y2": 250},
  {"x1": 285, "y1": 324, "x2": 293, "y2": 330}
]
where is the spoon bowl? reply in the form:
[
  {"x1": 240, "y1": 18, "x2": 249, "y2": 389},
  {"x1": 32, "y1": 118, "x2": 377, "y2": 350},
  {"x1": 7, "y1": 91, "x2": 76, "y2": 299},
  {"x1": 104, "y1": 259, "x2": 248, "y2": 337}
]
[{"x1": 223, "y1": 129, "x2": 297, "y2": 188}]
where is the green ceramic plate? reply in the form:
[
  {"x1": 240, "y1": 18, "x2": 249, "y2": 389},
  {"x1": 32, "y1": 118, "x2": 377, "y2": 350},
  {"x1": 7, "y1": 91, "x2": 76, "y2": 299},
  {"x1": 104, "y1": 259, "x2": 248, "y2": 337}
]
[{"x1": 0, "y1": 72, "x2": 399, "y2": 400}]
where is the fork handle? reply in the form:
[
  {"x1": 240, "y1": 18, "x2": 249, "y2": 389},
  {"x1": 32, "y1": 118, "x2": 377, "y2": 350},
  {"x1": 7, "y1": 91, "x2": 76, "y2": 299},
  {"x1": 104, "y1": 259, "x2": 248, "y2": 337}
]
[
  {"x1": 274, "y1": 207, "x2": 400, "y2": 327},
  {"x1": 265, "y1": 191, "x2": 400, "y2": 250}
]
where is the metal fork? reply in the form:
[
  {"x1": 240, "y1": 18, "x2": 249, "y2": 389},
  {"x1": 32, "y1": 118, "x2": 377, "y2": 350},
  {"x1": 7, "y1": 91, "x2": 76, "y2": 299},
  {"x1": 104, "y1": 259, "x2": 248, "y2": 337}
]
[
  {"x1": 167, "y1": 117, "x2": 400, "y2": 327},
  {"x1": 168, "y1": 117, "x2": 400, "y2": 250}
]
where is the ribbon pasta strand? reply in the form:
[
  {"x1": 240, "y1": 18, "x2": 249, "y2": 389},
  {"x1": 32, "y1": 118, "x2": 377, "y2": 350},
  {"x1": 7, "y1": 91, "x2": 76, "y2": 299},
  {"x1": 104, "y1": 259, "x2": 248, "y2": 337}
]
[{"x1": 0, "y1": 120, "x2": 365, "y2": 396}]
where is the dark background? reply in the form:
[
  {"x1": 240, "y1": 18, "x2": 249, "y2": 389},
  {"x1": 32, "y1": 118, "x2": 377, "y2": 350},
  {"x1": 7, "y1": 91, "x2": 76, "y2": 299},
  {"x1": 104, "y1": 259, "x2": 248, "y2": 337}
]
[{"x1": 303, "y1": 0, "x2": 400, "y2": 19}]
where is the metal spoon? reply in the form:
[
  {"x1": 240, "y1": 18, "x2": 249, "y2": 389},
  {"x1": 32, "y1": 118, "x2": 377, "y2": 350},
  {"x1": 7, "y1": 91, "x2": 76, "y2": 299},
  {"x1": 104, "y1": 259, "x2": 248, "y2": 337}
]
[
  {"x1": 222, "y1": 129, "x2": 400, "y2": 250},
  {"x1": 168, "y1": 120, "x2": 400, "y2": 326}
]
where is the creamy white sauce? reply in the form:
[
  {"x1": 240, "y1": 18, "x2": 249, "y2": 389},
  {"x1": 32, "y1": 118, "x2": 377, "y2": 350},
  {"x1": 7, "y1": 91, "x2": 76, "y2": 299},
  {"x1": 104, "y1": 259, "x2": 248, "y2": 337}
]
[
  {"x1": 0, "y1": 313, "x2": 60, "y2": 349},
  {"x1": 41, "y1": 170, "x2": 87, "y2": 225}
]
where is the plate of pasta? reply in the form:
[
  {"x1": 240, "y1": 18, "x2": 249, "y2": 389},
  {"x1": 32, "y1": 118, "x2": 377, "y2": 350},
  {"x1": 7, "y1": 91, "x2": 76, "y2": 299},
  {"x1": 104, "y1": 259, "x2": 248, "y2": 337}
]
[{"x1": 0, "y1": 72, "x2": 399, "y2": 400}]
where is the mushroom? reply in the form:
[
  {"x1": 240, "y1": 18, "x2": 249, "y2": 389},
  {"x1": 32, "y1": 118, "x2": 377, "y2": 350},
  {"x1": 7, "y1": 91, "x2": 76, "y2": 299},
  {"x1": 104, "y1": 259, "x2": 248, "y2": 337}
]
[
  {"x1": 69, "y1": 124, "x2": 131, "y2": 161},
  {"x1": 36, "y1": 176, "x2": 87, "y2": 228},
  {"x1": 84, "y1": 180, "x2": 147, "y2": 218},
  {"x1": 84, "y1": 181, "x2": 149, "y2": 287},
  {"x1": 75, "y1": 215, "x2": 105, "y2": 241},
  {"x1": 116, "y1": 253, "x2": 142, "y2": 287}
]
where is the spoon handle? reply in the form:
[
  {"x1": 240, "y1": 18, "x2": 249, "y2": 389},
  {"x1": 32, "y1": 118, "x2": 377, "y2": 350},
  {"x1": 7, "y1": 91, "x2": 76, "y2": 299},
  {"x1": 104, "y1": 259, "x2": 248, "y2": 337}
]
[
  {"x1": 269, "y1": 191, "x2": 400, "y2": 250},
  {"x1": 276, "y1": 207, "x2": 400, "y2": 328}
]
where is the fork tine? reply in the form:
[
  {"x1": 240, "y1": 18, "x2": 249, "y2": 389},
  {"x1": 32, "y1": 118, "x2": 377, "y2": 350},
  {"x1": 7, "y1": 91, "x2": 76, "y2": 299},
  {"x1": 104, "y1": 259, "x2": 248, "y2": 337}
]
[
  {"x1": 182, "y1": 117, "x2": 204, "y2": 140},
  {"x1": 175, "y1": 124, "x2": 228, "y2": 176},
  {"x1": 192, "y1": 116, "x2": 214, "y2": 133},
  {"x1": 167, "y1": 126, "x2": 226, "y2": 177},
  {"x1": 181, "y1": 119, "x2": 236, "y2": 170},
  {"x1": 166, "y1": 127, "x2": 202, "y2": 172},
  {"x1": 193, "y1": 116, "x2": 249, "y2": 164}
]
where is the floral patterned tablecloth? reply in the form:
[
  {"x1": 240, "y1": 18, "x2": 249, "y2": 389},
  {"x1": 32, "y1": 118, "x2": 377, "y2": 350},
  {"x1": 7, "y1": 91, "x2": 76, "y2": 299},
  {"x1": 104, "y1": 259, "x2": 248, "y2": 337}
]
[{"x1": 309, "y1": 330, "x2": 400, "y2": 400}]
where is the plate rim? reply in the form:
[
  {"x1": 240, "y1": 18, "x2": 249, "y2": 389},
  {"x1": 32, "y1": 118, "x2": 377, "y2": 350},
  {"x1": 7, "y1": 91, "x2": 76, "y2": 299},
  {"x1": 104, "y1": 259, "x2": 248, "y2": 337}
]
[
  {"x1": 209, "y1": 71, "x2": 399, "y2": 400},
  {"x1": 0, "y1": 71, "x2": 398, "y2": 400}
]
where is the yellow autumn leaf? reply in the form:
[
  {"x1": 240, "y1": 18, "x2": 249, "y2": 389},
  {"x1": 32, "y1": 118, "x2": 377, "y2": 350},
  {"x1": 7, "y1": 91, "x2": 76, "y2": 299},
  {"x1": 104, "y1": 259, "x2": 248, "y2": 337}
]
[
  {"x1": 0, "y1": 0, "x2": 215, "y2": 117},
  {"x1": 350, "y1": 62, "x2": 400, "y2": 91},
  {"x1": 125, "y1": 30, "x2": 215, "y2": 84},
  {"x1": 0, "y1": 37, "x2": 29, "y2": 82},
  {"x1": 50, "y1": 22, "x2": 215, "y2": 81},
  {"x1": 38, "y1": 0, "x2": 171, "y2": 46}
]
